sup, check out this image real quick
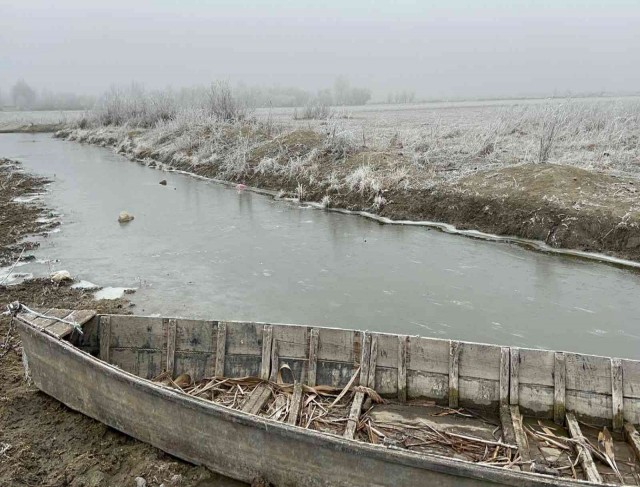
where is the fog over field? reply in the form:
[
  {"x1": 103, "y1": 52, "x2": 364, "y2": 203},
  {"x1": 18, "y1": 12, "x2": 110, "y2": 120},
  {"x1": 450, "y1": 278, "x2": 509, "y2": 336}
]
[{"x1": 1, "y1": 0, "x2": 640, "y2": 102}]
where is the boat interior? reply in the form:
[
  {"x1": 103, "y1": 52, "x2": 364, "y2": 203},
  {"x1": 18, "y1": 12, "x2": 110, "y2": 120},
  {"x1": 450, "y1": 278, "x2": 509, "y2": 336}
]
[{"x1": 17, "y1": 308, "x2": 640, "y2": 485}]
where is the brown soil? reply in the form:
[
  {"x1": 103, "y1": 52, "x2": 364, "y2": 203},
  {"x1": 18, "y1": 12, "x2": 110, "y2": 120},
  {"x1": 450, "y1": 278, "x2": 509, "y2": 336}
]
[{"x1": 0, "y1": 160, "x2": 242, "y2": 487}]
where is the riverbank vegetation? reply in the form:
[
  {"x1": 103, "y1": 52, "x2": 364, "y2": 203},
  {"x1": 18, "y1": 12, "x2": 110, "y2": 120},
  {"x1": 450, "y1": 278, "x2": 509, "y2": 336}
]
[{"x1": 56, "y1": 84, "x2": 640, "y2": 261}]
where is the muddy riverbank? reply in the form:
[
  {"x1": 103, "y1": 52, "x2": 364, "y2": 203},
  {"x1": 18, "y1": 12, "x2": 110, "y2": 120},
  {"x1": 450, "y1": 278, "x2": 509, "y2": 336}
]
[
  {"x1": 0, "y1": 159, "x2": 234, "y2": 487},
  {"x1": 55, "y1": 125, "x2": 640, "y2": 263}
]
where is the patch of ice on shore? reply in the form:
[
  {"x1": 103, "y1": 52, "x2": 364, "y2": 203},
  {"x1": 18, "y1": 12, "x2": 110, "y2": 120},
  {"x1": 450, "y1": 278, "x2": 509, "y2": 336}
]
[
  {"x1": 71, "y1": 280, "x2": 100, "y2": 290},
  {"x1": 94, "y1": 287, "x2": 135, "y2": 300},
  {"x1": 12, "y1": 193, "x2": 45, "y2": 203}
]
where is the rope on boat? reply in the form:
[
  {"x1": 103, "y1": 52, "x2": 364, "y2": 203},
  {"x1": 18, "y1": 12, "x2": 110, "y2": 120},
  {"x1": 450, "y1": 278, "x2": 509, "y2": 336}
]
[{"x1": 5, "y1": 301, "x2": 83, "y2": 335}]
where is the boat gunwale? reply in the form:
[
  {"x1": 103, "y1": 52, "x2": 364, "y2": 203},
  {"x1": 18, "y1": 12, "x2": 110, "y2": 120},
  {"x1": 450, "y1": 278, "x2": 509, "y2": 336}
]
[{"x1": 16, "y1": 313, "x2": 606, "y2": 486}]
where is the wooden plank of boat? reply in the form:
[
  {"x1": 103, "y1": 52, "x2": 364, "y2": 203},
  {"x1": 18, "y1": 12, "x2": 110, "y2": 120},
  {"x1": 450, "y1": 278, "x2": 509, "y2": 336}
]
[
  {"x1": 510, "y1": 405, "x2": 532, "y2": 471},
  {"x1": 287, "y1": 382, "x2": 303, "y2": 426},
  {"x1": 624, "y1": 422, "x2": 640, "y2": 462},
  {"x1": 566, "y1": 412, "x2": 602, "y2": 484},
  {"x1": 16, "y1": 309, "x2": 631, "y2": 486},
  {"x1": 47, "y1": 309, "x2": 96, "y2": 338},
  {"x1": 344, "y1": 391, "x2": 365, "y2": 439},
  {"x1": 241, "y1": 383, "x2": 272, "y2": 415},
  {"x1": 17, "y1": 307, "x2": 96, "y2": 338}
]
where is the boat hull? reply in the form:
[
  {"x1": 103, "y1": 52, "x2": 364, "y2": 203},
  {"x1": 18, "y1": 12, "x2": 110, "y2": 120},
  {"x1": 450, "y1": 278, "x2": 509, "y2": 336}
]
[{"x1": 17, "y1": 321, "x2": 594, "y2": 487}]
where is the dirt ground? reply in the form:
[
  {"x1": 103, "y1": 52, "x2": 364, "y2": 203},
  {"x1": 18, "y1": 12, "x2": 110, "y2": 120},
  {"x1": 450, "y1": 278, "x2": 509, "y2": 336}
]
[{"x1": 0, "y1": 160, "x2": 242, "y2": 487}]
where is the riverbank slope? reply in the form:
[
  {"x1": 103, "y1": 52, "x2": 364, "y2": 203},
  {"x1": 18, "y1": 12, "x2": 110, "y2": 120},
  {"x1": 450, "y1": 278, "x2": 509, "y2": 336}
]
[{"x1": 56, "y1": 120, "x2": 640, "y2": 263}]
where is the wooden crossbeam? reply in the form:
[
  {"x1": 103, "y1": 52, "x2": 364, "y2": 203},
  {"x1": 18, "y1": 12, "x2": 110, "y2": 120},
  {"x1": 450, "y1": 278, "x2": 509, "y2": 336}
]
[
  {"x1": 241, "y1": 383, "x2": 272, "y2": 415},
  {"x1": 448, "y1": 341, "x2": 460, "y2": 408},
  {"x1": 166, "y1": 318, "x2": 177, "y2": 377},
  {"x1": 344, "y1": 391, "x2": 365, "y2": 439},
  {"x1": 499, "y1": 347, "x2": 509, "y2": 407},
  {"x1": 397, "y1": 335, "x2": 408, "y2": 402},
  {"x1": 307, "y1": 328, "x2": 319, "y2": 386},
  {"x1": 611, "y1": 358, "x2": 624, "y2": 431},
  {"x1": 288, "y1": 382, "x2": 303, "y2": 426},
  {"x1": 566, "y1": 412, "x2": 602, "y2": 484},
  {"x1": 554, "y1": 352, "x2": 566, "y2": 425},
  {"x1": 99, "y1": 316, "x2": 111, "y2": 363},
  {"x1": 359, "y1": 332, "x2": 371, "y2": 386},
  {"x1": 260, "y1": 325, "x2": 273, "y2": 380},
  {"x1": 509, "y1": 347, "x2": 520, "y2": 406},
  {"x1": 367, "y1": 335, "x2": 378, "y2": 388},
  {"x1": 215, "y1": 322, "x2": 227, "y2": 377}
]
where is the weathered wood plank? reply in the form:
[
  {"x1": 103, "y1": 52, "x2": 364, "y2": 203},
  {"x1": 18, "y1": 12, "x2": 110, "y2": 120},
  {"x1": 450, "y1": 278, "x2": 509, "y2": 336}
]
[
  {"x1": 448, "y1": 341, "x2": 460, "y2": 408},
  {"x1": 241, "y1": 383, "x2": 272, "y2": 415},
  {"x1": 623, "y1": 422, "x2": 640, "y2": 461},
  {"x1": 359, "y1": 332, "x2": 371, "y2": 387},
  {"x1": 518, "y1": 348, "x2": 554, "y2": 387},
  {"x1": 611, "y1": 358, "x2": 624, "y2": 431},
  {"x1": 459, "y1": 342, "x2": 501, "y2": 381},
  {"x1": 499, "y1": 347, "x2": 509, "y2": 407},
  {"x1": 166, "y1": 318, "x2": 177, "y2": 377},
  {"x1": 46, "y1": 309, "x2": 97, "y2": 338},
  {"x1": 622, "y1": 359, "x2": 640, "y2": 399},
  {"x1": 261, "y1": 325, "x2": 273, "y2": 380},
  {"x1": 99, "y1": 316, "x2": 111, "y2": 363},
  {"x1": 174, "y1": 319, "x2": 216, "y2": 353},
  {"x1": 398, "y1": 335, "x2": 408, "y2": 402},
  {"x1": 215, "y1": 322, "x2": 227, "y2": 377},
  {"x1": 565, "y1": 353, "x2": 611, "y2": 395},
  {"x1": 566, "y1": 412, "x2": 602, "y2": 484},
  {"x1": 367, "y1": 335, "x2": 378, "y2": 388},
  {"x1": 407, "y1": 337, "x2": 448, "y2": 374},
  {"x1": 307, "y1": 328, "x2": 319, "y2": 386},
  {"x1": 499, "y1": 404, "x2": 516, "y2": 446},
  {"x1": 30, "y1": 308, "x2": 62, "y2": 328},
  {"x1": 553, "y1": 352, "x2": 566, "y2": 425},
  {"x1": 288, "y1": 382, "x2": 303, "y2": 426},
  {"x1": 343, "y1": 391, "x2": 365, "y2": 439},
  {"x1": 317, "y1": 328, "x2": 357, "y2": 362},
  {"x1": 109, "y1": 316, "x2": 165, "y2": 349},
  {"x1": 509, "y1": 348, "x2": 520, "y2": 406},
  {"x1": 272, "y1": 325, "x2": 308, "y2": 359},
  {"x1": 509, "y1": 405, "x2": 531, "y2": 470},
  {"x1": 269, "y1": 339, "x2": 279, "y2": 382}
]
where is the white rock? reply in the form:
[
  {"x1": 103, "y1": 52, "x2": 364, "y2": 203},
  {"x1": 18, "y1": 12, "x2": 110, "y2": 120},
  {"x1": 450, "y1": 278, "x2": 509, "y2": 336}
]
[
  {"x1": 118, "y1": 211, "x2": 135, "y2": 223},
  {"x1": 50, "y1": 270, "x2": 72, "y2": 283},
  {"x1": 134, "y1": 477, "x2": 147, "y2": 487}
]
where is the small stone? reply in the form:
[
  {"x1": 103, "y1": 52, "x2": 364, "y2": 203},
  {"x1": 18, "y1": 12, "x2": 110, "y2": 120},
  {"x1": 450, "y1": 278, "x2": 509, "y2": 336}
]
[
  {"x1": 118, "y1": 211, "x2": 135, "y2": 223},
  {"x1": 50, "y1": 270, "x2": 72, "y2": 283},
  {"x1": 159, "y1": 179, "x2": 167, "y2": 186},
  {"x1": 170, "y1": 474, "x2": 183, "y2": 485},
  {"x1": 135, "y1": 477, "x2": 147, "y2": 487}
]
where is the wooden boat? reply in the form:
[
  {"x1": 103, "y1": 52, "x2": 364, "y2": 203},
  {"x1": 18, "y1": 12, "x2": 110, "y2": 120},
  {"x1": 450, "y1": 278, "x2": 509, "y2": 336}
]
[{"x1": 12, "y1": 305, "x2": 640, "y2": 486}]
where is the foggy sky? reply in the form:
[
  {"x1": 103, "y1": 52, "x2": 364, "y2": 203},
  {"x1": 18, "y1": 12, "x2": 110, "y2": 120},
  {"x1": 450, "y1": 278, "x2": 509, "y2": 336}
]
[{"x1": 1, "y1": 0, "x2": 639, "y2": 100}]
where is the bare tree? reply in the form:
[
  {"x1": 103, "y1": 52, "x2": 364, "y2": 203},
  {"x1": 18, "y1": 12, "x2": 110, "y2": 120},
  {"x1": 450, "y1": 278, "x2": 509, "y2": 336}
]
[
  {"x1": 11, "y1": 79, "x2": 37, "y2": 109},
  {"x1": 206, "y1": 81, "x2": 247, "y2": 122}
]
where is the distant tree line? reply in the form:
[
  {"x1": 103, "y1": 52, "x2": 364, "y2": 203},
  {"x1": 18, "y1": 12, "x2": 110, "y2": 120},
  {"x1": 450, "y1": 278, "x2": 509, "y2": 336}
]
[
  {"x1": 0, "y1": 79, "x2": 95, "y2": 111},
  {"x1": 385, "y1": 90, "x2": 416, "y2": 104},
  {"x1": 235, "y1": 76, "x2": 372, "y2": 108}
]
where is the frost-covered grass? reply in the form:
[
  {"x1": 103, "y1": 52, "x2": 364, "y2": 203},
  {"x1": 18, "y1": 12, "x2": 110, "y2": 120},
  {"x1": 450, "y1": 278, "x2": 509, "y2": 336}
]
[{"x1": 62, "y1": 91, "x2": 640, "y2": 205}]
